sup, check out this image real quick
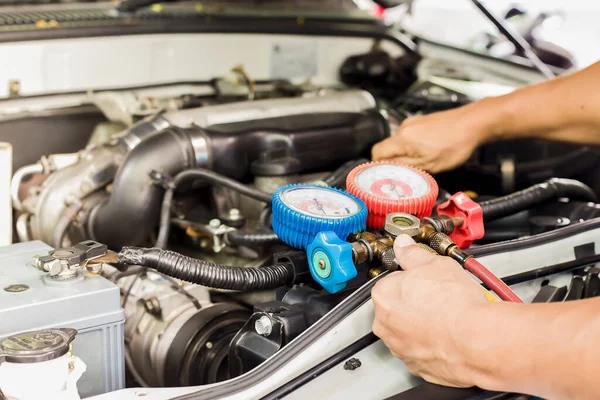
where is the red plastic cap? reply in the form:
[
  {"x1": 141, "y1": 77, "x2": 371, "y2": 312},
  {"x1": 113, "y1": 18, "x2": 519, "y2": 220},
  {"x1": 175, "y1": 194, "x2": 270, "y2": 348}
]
[
  {"x1": 346, "y1": 161, "x2": 438, "y2": 230},
  {"x1": 436, "y1": 192, "x2": 484, "y2": 248}
]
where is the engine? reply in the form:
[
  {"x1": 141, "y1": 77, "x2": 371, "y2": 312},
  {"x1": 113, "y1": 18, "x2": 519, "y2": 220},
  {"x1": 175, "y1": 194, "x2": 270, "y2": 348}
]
[{"x1": 5, "y1": 75, "x2": 600, "y2": 399}]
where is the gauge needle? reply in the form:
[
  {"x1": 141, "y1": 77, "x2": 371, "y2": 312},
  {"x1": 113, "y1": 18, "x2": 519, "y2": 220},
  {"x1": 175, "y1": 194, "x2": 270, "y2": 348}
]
[
  {"x1": 313, "y1": 198, "x2": 326, "y2": 215},
  {"x1": 388, "y1": 184, "x2": 400, "y2": 199}
]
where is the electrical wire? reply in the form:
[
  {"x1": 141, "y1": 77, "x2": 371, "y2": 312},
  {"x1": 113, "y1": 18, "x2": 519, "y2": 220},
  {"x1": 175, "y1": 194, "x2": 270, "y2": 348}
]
[
  {"x1": 155, "y1": 168, "x2": 272, "y2": 248},
  {"x1": 119, "y1": 246, "x2": 295, "y2": 291},
  {"x1": 159, "y1": 273, "x2": 202, "y2": 309},
  {"x1": 464, "y1": 257, "x2": 523, "y2": 303},
  {"x1": 121, "y1": 271, "x2": 145, "y2": 307},
  {"x1": 500, "y1": 253, "x2": 600, "y2": 286},
  {"x1": 258, "y1": 205, "x2": 273, "y2": 229}
]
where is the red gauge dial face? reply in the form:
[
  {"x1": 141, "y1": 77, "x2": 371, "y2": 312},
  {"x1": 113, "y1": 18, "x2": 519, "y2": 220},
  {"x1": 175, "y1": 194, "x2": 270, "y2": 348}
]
[
  {"x1": 369, "y1": 178, "x2": 414, "y2": 199},
  {"x1": 354, "y1": 164, "x2": 431, "y2": 199}
]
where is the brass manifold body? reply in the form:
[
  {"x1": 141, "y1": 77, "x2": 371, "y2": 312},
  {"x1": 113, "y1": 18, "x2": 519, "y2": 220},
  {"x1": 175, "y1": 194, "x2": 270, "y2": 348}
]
[{"x1": 349, "y1": 214, "x2": 468, "y2": 277}]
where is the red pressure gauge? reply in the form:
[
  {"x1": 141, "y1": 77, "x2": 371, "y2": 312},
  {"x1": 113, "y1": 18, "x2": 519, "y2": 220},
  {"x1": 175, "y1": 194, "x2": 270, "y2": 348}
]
[{"x1": 346, "y1": 161, "x2": 438, "y2": 229}]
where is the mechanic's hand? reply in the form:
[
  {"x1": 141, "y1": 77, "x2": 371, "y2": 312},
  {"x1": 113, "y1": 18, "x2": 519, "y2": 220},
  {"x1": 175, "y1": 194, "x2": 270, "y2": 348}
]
[
  {"x1": 372, "y1": 235, "x2": 489, "y2": 387},
  {"x1": 372, "y1": 107, "x2": 489, "y2": 173}
]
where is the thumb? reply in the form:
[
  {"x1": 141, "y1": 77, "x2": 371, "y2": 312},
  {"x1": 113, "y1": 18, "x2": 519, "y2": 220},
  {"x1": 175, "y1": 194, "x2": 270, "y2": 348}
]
[{"x1": 394, "y1": 234, "x2": 437, "y2": 271}]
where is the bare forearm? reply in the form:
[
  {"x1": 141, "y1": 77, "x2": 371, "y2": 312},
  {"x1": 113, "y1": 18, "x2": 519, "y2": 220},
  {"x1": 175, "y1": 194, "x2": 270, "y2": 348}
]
[
  {"x1": 471, "y1": 62, "x2": 600, "y2": 145},
  {"x1": 459, "y1": 298, "x2": 600, "y2": 399}
]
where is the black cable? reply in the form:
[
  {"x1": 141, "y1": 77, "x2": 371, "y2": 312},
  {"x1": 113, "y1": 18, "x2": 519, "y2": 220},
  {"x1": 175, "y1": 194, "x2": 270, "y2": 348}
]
[
  {"x1": 226, "y1": 230, "x2": 281, "y2": 247},
  {"x1": 480, "y1": 178, "x2": 597, "y2": 222},
  {"x1": 322, "y1": 158, "x2": 369, "y2": 189},
  {"x1": 108, "y1": 265, "x2": 145, "y2": 283},
  {"x1": 155, "y1": 168, "x2": 272, "y2": 249},
  {"x1": 119, "y1": 247, "x2": 295, "y2": 291},
  {"x1": 261, "y1": 333, "x2": 378, "y2": 400},
  {"x1": 500, "y1": 254, "x2": 600, "y2": 286},
  {"x1": 121, "y1": 271, "x2": 145, "y2": 307},
  {"x1": 258, "y1": 205, "x2": 273, "y2": 229},
  {"x1": 159, "y1": 273, "x2": 202, "y2": 309}
]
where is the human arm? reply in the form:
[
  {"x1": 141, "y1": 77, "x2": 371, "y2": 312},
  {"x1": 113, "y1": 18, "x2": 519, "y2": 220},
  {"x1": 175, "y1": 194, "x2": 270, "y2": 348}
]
[
  {"x1": 372, "y1": 61, "x2": 600, "y2": 173},
  {"x1": 372, "y1": 234, "x2": 600, "y2": 399}
]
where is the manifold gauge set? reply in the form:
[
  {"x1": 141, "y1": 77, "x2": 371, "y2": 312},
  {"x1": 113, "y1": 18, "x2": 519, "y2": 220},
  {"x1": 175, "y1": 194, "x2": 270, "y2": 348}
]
[{"x1": 272, "y1": 161, "x2": 441, "y2": 293}]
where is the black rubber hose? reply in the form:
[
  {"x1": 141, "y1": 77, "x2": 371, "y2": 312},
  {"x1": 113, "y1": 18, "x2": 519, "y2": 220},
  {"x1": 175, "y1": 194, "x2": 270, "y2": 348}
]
[
  {"x1": 322, "y1": 158, "x2": 369, "y2": 188},
  {"x1": 118, "y1": 247, "x2": 294, "y2": 291},
  {"x1": 258, "y1": 206, "x2": 272, "y2": 229},
  {"x1": 226, "y1": 230, "x2": 281, "y2": 247},
  {"x1": 480, "y1": 178, "x2": 597, "y2": 222},
  {"x1": 155, "y1": 168, "x2": 272, "y2": 248},
  {"x1": 90, "y1": 128, "x2": 196, "y2": 249}
]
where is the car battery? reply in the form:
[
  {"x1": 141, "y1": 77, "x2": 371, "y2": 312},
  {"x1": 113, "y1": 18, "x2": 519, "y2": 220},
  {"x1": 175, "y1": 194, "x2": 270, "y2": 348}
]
[{"x1": 0, "y1": 240, "x2": 125, "y2": 398}]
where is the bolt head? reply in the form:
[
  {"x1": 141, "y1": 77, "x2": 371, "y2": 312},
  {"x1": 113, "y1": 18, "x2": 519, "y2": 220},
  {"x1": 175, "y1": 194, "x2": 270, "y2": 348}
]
[
  {"x1": 209, "y1": 219, "x2": 221, "y2": 229},
  {"x1": 143, "y1": 297, "x2": 162, "y2": 315},
  {"x1": 254, "y1": 315, "x2": 273, "y2": 337},
  {"x1": 229, "y1": 208, "x2": 241, "y2": 218},
  {"x1": 46, "y1": 260, "x2": 63, "y2": 276}
]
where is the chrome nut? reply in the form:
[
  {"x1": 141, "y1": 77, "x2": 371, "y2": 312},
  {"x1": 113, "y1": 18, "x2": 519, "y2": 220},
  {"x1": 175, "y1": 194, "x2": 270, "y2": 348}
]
[{"x1": 384, "y1": 212, "x2": 420, "y2": 238}]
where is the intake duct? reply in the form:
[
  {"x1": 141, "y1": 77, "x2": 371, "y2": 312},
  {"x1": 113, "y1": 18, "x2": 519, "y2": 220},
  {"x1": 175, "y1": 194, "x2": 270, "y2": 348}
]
[{"x1": 88, "y1": 97, "x2": 388, "y2": 249}]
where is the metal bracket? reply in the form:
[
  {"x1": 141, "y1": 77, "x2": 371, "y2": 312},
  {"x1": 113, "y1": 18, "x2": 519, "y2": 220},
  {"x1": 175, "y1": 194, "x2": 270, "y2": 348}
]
[{"x1": 34, "y1": 240, "x2": 113, "y2": 279}]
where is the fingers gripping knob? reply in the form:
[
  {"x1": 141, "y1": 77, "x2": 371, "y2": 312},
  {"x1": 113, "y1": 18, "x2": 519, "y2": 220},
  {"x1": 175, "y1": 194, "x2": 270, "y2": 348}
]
[{"x1": 307, "y1": 231, "x2": 357, "y2": 293}]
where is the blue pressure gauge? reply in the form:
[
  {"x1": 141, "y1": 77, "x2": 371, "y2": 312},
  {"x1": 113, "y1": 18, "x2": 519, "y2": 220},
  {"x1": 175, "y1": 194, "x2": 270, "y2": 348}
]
[{"x1": 272, "y1": 184, "x2": 368, "y2": 250}]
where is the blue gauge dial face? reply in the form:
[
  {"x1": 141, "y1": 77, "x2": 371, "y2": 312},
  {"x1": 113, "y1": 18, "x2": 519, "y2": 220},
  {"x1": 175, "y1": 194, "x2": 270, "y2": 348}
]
[{"x1": 280, "y1": 187, "x2": 360, "y2": 218}]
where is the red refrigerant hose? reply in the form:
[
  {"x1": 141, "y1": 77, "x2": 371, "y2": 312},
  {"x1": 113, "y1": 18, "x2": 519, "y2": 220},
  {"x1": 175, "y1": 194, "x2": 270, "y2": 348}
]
[{"x1": 464, "y1": 257, "x2": 523, "y2": 303}]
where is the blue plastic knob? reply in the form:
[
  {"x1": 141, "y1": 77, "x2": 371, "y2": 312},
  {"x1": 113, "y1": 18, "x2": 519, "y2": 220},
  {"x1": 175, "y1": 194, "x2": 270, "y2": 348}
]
[
  {"x1": 271, "y1": 184, "x2": 368, "y2": 250},
  {"x1": 307, "y1": 231, "x2": 357, "y2": 293}
]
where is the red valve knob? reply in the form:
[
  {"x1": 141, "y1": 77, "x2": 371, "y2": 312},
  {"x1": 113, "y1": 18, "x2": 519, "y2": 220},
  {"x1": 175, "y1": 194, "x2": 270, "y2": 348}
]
[
  {"x1": 346, "y1": 161, "x2": 438, "y2": 230},
  {"x1": 436, "y1": 192, "x2": 484, "y2": 248}
]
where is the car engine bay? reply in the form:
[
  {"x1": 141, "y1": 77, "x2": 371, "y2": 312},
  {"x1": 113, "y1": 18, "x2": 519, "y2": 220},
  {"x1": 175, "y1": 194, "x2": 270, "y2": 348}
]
[{"x1": 2, "y1": 4, "x2": 600, "y2": 399}]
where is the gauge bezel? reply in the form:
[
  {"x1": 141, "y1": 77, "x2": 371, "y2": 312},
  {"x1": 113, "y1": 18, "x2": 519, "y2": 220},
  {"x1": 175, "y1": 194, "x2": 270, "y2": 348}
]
[
  {"x1": 346, "y1": 161, "x2": 438, "y2": 229},
  {"x1": 279, "y1": 186, "x2": 362, "y2": 219},
  {"x1": 271, "y1": 183, "x2": 368, "y2": 249}
]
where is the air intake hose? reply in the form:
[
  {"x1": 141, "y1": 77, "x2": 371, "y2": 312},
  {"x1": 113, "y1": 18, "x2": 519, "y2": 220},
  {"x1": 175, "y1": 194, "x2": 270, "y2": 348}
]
[
  {"x1": 480, "y1": 178, "x2": 597, "y2": 222},
  {"x1": 89, "y1": 109, "x2": 387, "y2": 249},
  {"x1": 118, "y1": 247, "x2": 294, "y2": 290},
  {"x1": 90, "y1": 128, "x2": 197, "y2": 248}
]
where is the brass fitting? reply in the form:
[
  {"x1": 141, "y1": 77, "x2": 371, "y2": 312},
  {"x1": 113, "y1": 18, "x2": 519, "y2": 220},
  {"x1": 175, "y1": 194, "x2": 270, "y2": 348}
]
[
  {"x1": 351, "y1": 242, "x2": 369, "y2": 265},
  {"x1": 417, "y1": 243, "x2": 439, "y2": 255},
  {"x1": 354, "y1": 214, "x2": 467, "y2": 278},
  {"x1": 367, "y1": 266, "x2": 386, "y2": 279},
  {"x1": 354, "y1": 232, "x2": 393, "y2": 259}
]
